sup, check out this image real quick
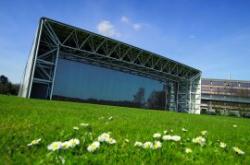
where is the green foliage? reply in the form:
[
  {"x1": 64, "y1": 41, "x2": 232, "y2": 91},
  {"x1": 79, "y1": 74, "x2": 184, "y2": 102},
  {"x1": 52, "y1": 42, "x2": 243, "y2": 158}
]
[
  {"x1": 0, "y1": 95, "x2": 249, "y2": 164},
  {"x1": 0, "y1": 75, "x2": 19, "y2": 95}
]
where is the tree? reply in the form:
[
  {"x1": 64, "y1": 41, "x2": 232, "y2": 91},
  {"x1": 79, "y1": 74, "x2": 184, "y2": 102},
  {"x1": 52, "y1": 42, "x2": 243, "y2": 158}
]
[
  {"x1": 0, "y1": 75, "x2": 19, "y2": 95},
  {"x1": 0, "y1": 75, "x2": 8, "y2": 84},
  {"x1": 133, "y1": 88, "x2": 145, "y2": 107},
  {"x1": 147, "y1": 90, "x2": 166, "y2": 110}
]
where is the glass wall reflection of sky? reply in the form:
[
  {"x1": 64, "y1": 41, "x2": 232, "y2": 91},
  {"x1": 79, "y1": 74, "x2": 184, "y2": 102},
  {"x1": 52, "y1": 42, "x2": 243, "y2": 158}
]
[{"x1": 53, "y1": 58, "x2": 165, "y2": 102}]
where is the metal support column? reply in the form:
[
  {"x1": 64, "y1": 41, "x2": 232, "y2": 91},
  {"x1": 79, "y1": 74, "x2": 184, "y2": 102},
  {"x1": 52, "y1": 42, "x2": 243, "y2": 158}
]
[
  {"x1": 27, "y1": 19, "x2": 44, "y2": 98},
  {"x1": 49, "y1": 46, "x2": 60, "y2": 100}
]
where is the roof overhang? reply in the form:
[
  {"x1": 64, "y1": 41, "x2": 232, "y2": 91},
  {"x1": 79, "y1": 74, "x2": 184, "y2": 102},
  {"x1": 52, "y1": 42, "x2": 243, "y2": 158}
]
[{"x1": 38, "y1": 17, "x2": 201, "y2": 82}]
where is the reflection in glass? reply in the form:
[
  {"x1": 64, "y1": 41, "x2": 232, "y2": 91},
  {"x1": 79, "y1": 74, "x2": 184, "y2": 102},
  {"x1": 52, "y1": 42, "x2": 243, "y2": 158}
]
[{"x1": 52, "y1": 58, "x2": 174, "y2": 110}]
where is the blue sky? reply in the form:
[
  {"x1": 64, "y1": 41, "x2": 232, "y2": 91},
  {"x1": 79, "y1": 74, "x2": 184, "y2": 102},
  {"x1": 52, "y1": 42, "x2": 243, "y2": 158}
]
[{"x1": 0, "y1": 0, "x2": 250, "y2": 83}]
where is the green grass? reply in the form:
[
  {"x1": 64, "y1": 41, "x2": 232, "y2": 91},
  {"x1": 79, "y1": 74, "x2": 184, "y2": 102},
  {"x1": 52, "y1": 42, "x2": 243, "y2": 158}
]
[{"x1": 0, "y1": 95, "x2": 250, "y2": 164}]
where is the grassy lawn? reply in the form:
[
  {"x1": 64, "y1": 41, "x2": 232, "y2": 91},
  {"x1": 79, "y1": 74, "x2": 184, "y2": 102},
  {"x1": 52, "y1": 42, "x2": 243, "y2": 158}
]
[{"x1": 0, "y1": 94, "x2": 249, "y2": 164}]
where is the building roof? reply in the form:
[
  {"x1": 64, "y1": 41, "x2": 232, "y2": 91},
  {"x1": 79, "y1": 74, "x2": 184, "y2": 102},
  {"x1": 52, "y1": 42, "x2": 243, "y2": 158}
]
[
  {"x1": 202, "y1": 78, "x2": 250, "y2": 83},
  {"x1": 39, "y1": 17, "x2": 201, "y2": 82}
]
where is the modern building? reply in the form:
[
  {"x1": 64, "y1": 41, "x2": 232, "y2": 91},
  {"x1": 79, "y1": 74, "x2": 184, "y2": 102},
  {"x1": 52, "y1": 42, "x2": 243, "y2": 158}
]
[
  {"x1": 201, "y1": 78, "x2": 250, "y2": 116},
  {"x1": 19, "y1": 17, "x2": 201, "y2": 114}
]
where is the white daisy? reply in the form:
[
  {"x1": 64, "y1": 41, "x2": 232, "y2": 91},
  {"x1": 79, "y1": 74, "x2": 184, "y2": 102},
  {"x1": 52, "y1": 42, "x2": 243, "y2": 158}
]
[
  {"x1": 97, "y1": 133, "x2": 110, "y2": 142},
  {"x1": 219, "y1": 142, "x2": 227, "y2": 149},
  {"x1": 80, "y1": 123, "x2": 89, "y2": 127},
  {"x1": 162, "y1": 135, "x2": 172, "y2": 141},
  {"x1": 153, "y1": 133, "x2": 161, "y2": 139},
  {"x1": 153, "y1": 141, "x2": 162, "y2": 149},
  {"x1": 87, "y1": 141, "x2": 100, "y2": 152},
  {"x1": 162, "y1": 135, "x2": 181, "y2": 141},
  {"x1": 107, "y1": 138, "x2": 116, "y2": 144},
  {"x1": 233, "y1": 147, "x2": 245, "y2": 155},
  {"x1": 192, "y1": 136, "x2": 206, "y2": 146},
  {"x1": 97, "y1": 132, "x2": 116, "y2": 144},
  {"x1": 62, "y1": 141, "x2": 71, "y2": 149},
  {"x1": 73, "y1": 126, "x2": 79, "y2": 130},
  {"x1": 27, "y1": 138, "x2": 41, "y2": 146},
  {"x1": 67, "y1": 138, "x2": 80, "y2": 148},
  {"x1": 185, "y1": 148, "x2": 192, "y2": 153},
  {"x1": 182, "y1": 128, "x2": 188, "y2": 132},
  {"x1": 171, "y1": 135, "x2": 181, "y2": 141},
  {"x1": 143, "y1": 142, "x2": 153, "y2": 149},
  {"x1": 47, "y1": 141, "x2": 63, "y2": 151},
  {"x1": 201, "y1": 130, "x2": 208, "y2": 136},
  {"x1": 134, "y1": 141, "x2": 143, "y2": 147},
  {"x1": 233, "y1": 124, "x2": 238, "y2": 128}
]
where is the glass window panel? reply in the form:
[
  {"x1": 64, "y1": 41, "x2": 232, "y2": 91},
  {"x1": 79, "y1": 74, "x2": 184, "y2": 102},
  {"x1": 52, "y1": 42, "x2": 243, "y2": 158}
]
[
  {"x1": 211, "y1": 81, "x2": 224, "y2": 86},
  {"x1": 230, "y1": 82, "x2": 238, "y2": 87},
  {"x1": 201, "y1": 80, "x2": 210, "y2": 85},
  {"x1": 240, "y1": 82, "x2": 250, "y2": 88},
  {"x1": 52, "y1": 58, "x2": 174, "y2": 110}
]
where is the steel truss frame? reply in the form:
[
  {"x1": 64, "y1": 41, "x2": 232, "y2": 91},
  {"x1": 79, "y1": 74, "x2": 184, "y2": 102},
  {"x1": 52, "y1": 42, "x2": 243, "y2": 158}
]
[{"x1": 19, "y1": 17, "x2": 201, "y2": 114}]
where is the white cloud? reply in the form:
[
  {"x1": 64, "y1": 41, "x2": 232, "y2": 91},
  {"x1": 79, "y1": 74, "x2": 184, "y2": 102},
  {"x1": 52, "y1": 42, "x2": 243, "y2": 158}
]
[
  {"x1": 97, "y1": 20, "x2": 120, "y2": 37},
  {"x1": 121, "y1": 16, "x2": 143, "y2": 31},
  {"x1": 133, "y1": 23, "x2": 142, "y2": 31},
  {"x1": 121, "y1": 16, "x2": 129, "y2": 23}
]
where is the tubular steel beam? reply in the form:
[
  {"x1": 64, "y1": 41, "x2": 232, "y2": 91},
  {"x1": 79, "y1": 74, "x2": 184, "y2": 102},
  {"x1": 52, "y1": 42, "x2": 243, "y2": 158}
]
[
  {"x1": 27, "y1": 19, "x2": 44, "y2": 98},
  {"x1": 49, "y1": 46, "x2": 60, "y2": 100}
]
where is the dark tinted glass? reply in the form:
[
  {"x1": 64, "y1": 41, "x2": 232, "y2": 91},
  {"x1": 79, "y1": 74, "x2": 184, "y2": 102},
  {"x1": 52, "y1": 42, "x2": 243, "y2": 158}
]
[
  {"x1": 31, "y1": 83, "x2": 49, "y2": 99},
  {"x1": 53, "y1": 58, "x2": 171, "y2": 110}
]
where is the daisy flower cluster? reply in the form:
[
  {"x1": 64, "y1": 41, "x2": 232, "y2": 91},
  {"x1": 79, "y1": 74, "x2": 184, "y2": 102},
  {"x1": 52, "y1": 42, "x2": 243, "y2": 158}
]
[
  {"x1": 134, "y1": 132, "x2": 181, "y2": 150},
  {"x1": 97, "y1": 132, "x2": 116, "y2": 144},
  {"x1": 134, "y1": 141, "x2": 162, "y2": 150},
  {"x1": 47, "y1": 138, "x2": 80, "y2": 151},
  {"x1": 162, "y1": 135, "x2": 181, "y2": 141},
  {"x1": 86, "y1": 132, "x2": 117, "y2": 152},
  {"x1": 26, "y1": 123, "x2": 245, "y2": 158},
  {"x1": 192, "y1": 136, "x2": 206, "y2": 146},
  {"x1": 133, "y1": 128, "x2": 245, "y2": 156},
  {"x1": 47, "y1": 141, "x2": 63, "y2": 151},
  {"x1": 87, "y1": 141, "x2": 100, "y2": 152}
]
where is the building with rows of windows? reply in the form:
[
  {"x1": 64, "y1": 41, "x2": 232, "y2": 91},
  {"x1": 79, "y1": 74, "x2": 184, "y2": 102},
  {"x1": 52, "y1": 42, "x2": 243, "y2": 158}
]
[{"x1": 201, "y1": 78, "x2": 250, "y2": 117}]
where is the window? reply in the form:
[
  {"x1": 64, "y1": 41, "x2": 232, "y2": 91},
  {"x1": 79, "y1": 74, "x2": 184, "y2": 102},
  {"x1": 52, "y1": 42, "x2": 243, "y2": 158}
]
[{"x1": 52, "y1": 58, "x2": 175, "y2": 110}]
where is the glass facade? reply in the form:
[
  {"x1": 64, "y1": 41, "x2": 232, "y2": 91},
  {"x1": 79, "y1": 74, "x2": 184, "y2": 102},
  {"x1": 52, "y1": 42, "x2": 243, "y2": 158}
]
[
  {"x1": 19, "y1": 18, "x2": 202, "y2": 114},
  {"x1": 52, "y1": 58, "x2": 173, "y2": 110}
]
